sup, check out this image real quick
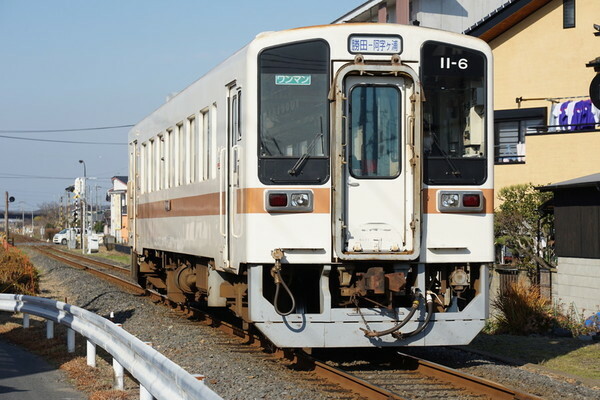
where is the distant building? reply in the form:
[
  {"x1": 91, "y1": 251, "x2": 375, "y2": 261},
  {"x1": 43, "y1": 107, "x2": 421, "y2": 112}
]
[
  {"x1": 465, "y1": 0, "x2": 600, "y2": 196},
  {"x1": 538, "y1": 174, "x2": 600, "y2": 313},
  {"x1": 466, "y1": 0, "x2": 600, "y2": 314},
  {"x1": 107, "y1": 176, "x2": 128, "y2": 244},
  {"x1": 333, "y1": 0, "x2": 509, "y2": 34}
]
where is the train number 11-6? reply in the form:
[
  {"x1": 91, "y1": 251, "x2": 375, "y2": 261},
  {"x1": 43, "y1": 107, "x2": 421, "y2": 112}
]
[{"x1": 440, "y1": 57, "x2": 468, "y2": 70}]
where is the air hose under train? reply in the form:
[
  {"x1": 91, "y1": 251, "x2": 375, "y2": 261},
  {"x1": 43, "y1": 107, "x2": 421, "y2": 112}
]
[
  {"x1": 271, "y1": 249, "x2": 296, "y2": 316},
  {"x1": 361, "y1": 290, "x2": 435, "y2": 339},
  {"x1": 392, "y1": 291, "x2": 434, "y2": 340},
  {"x1": 361, "y1": 289, "x2": 422, "y2": 338}
]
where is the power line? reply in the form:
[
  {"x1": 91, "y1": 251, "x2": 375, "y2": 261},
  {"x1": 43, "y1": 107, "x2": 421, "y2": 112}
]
[
  {"x1": 0, "y1": 124, "x2": 134, "y2": 133},
  {"x1": 0, "y1": 134, "x2": 125, "y2": 145},
  {"x1": 0, "y1": 173, "x2": 113, "y2": 181}
]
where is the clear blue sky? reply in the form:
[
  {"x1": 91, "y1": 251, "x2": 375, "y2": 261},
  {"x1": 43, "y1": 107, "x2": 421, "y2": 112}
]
[{"x1": 0, "y1": 0, "x2": 363, "y2": 210}]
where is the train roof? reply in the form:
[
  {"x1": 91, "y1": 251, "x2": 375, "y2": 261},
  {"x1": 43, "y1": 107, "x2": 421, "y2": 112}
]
[{"x1": 130, "y1": 23, "x2": 490, "y2": 141}]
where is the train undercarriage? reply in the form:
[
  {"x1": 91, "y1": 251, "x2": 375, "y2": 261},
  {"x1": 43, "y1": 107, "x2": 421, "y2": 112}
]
[{"x1": 133, "y1": 248, "x2": 485, "y2": 345}]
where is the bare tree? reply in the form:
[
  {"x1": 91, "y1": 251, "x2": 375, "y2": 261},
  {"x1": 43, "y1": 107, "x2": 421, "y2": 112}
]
[{"x1": 37, "y1": 201, "x2": 62, "y2": 229}]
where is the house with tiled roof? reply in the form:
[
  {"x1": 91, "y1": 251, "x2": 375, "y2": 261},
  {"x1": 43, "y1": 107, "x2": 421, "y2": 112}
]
[{"x1": 464, "y1": 0, "x2": 600, "y2": 196}]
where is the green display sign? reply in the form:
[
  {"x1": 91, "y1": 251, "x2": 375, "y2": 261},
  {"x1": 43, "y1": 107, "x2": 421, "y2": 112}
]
[{"x1": 275, "y1": 75, "x2": 311, "y2": 85}]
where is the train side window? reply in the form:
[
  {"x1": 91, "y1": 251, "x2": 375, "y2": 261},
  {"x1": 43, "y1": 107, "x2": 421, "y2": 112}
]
[
  {"x1": 177, "y1": 123, "x2": 185, "y2": 186},
  {"x1": 231, "y1": 91, "x2": 242, "y2": 142},
  {"x1": 167, "y1": 128, "x2": 174, "y2": 188},
  {"x1": 201, "y1": 108, "x2": 210, "y2": 180},
  {"x1": 148, "y1": 139, "x2": 154, "y2": 192},
  {"x1": 157, "y1": 134, "x2": 164, "y2": 190},
  {"x1": 231, "y1": 94, "x2": 238, "y2": 142},
  {"x1": 237, "y1": 91, "x2": 242, "y2": 140},
  {"x1": 188, "y1": 116, "x2": 196, "y2": 183},
  {"x1": 210, "y1": 103, "x2": 217, "y2": 179},
  {"x1": 140, "y1": 142, "x2": 147, "y2": 194}
]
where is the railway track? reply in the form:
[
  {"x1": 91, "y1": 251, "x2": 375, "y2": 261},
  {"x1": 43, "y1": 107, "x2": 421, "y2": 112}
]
[
  {"x1": 31, "y1": 245, "x2": 542, "y2": 400},
  {"x1": 31, "y1": 245, "x2": 163, "y2": 301}
]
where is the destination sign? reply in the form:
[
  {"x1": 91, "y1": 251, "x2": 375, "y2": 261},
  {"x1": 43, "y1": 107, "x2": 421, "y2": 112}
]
[{"x1": 348, "y1": 35, "x2": 402, "y2": 55}]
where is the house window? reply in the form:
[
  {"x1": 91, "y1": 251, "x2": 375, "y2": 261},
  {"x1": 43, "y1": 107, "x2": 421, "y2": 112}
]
[
  {"x1": 563, "y1": 0, "x2": 575, "y2": 29},
  {"x1": 494, "y1": 108, "x2": 546, "y2": 164}
]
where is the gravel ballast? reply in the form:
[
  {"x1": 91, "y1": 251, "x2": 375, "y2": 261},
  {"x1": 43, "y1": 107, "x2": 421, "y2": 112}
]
[{"x1": 19, "y1": 247, "x2": 600, "y2": 400}]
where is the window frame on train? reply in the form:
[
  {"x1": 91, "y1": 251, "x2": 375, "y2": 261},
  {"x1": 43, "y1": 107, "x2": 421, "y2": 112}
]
[
  {"x1": 257, "y1": 39, "x2": 331, "y2": 185},
  {"x1": 420, "y1": 41, "x2": 488, "y2": 185}
]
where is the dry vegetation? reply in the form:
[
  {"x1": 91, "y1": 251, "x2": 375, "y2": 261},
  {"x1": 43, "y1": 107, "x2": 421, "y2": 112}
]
[
  {"x1": 478, "y1": 281, "x2": 600, "y2": 382},
  {"x1": 0, "y1": 243, "x2": 40, "y2": 294},
  {"x1": 0, "y1": 243, "x2": 136, "y2": 399},
  {"x1": 490, "y1": 281, "x2": 598, "y2": 337}
]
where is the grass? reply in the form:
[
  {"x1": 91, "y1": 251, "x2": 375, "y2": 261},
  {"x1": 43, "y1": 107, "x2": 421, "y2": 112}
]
[
  {"x1": 60, "y1": 245, "x2": 130, "y2": 266},
  {"x1": 481, "y1": 281, "x2": 600, "y2": 383},
  {"x1": 543, "y1": 342, "x2": 600, "y2": 380},
  {"x1": 469, "y1": 333, "x2": 600, "y2": 382},
  {"x1": 88, "y1": 252, "x2": 130, "y2": 265}
]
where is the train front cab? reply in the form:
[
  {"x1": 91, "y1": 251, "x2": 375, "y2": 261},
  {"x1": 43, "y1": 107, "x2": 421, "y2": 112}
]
[{"x1": 248, "y1": 33, "x2": 493, "y2": 348}]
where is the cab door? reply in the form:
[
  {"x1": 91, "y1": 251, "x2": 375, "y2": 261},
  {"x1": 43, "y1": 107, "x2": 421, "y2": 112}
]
[{"x1": 342, "y1": 76, "x2": 415, "y2": 256}]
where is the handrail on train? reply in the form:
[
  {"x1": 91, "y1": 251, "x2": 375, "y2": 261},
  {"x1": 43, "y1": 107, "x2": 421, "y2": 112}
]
[{"x1": 0, "y1": 294, "x2": 222, "y2": 400}]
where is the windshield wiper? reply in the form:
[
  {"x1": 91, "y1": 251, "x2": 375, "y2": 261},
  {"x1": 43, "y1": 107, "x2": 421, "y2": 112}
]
[
  {"x1": 430, "y1": 132, "x2": 461, "y2": 177},
  {"x1": 288, "y1": 118, "x2": 324, "y2": 176}
]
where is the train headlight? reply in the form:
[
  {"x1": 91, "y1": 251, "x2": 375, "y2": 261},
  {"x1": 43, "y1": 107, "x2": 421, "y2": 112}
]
[
  {"x1": 440, "y1": 193, "x2": 459, "y2": 208},
  {"x1": 290, "y1": 193, "x2": 310, "y2": 207},
  {"x1": 265, "y1": 190, "x2": 313, "y2": 213},
  {"x1": 438, "y1": 191, "x2": 484, "y2": 212}
]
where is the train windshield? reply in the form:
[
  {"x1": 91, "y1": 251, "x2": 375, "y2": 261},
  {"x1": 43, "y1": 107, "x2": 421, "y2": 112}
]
[
  {"x1": 421, "y1": 42, "x2": 487, "y2": 185},
  {"x1": 258, "y1": 40, "x2": 330, "y2": 184},
  {"x1": 259, "y1": 40, "x2": 329, "y2": 157}
]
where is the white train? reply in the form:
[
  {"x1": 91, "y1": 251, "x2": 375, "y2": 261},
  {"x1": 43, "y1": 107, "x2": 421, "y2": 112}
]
[{"x1": 128, "y1": 23, "x2": 493, "y2": 348}]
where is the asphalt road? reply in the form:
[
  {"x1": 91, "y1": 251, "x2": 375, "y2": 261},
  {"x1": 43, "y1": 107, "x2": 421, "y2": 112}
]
[{"x1": 0, "y1": 338, "x2": 84, "y2": 400}]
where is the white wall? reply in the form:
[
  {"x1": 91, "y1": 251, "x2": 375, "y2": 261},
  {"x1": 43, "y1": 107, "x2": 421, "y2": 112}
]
[
  {"x1": 412, "y1": 0, "x2": 508, "y2": 33},
  {"x1": 335, "y1": 0, "x2": 509, "y2": 33},
  {"x1": 553, "y1": 257, "x2": 600, "y2": 314}
]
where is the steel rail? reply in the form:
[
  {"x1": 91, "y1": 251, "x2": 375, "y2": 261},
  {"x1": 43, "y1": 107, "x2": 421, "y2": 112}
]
[
  {"x1": 41, "y1": 246, "x2": 128, "y2": 273},
  {"x1": 31, "y1": 245, "x2": 542, "y2": 400},
  {"x1": 298, "y1": 353, "x2": 408, "y2": 400},
  {"x1": 32, "y1": 246, "x2": 165, "y2": 302},
  {"x1": 33, "y1": 247, "x2": 400, "y2": 399},
  {"x1": 398, "y1": 352, "x2": 543, "y2": 400}
]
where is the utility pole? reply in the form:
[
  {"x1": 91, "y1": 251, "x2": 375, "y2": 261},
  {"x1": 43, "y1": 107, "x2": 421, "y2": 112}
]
[
  {"x1": 79, "y1": 160, "x2": 87, "y2": 254},
  {"x1": 4, "y1": 192, "x2": 8, "y2": 242},
  {"x1": 4, "y1": 192, "x2": 15, "y2": 244}
]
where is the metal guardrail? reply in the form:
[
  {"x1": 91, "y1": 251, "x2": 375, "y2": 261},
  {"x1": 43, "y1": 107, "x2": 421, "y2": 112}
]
[{"x1": 0, "y1": 294, "x2": 222, "y2": 400}]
